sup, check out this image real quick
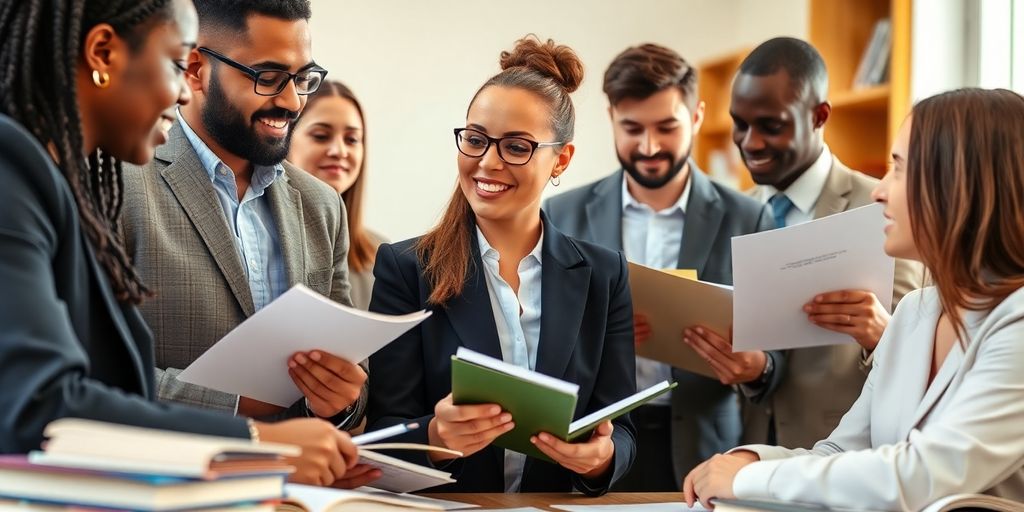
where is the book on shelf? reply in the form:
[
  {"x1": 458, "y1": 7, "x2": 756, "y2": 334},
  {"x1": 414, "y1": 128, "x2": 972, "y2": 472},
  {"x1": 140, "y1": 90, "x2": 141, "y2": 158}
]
[
  {"x1": 853, "y1": 18, "x2": 892, "y2": 88},
  {"x1": 450, "y1": 347, "x2": 676, "y2": 463}
]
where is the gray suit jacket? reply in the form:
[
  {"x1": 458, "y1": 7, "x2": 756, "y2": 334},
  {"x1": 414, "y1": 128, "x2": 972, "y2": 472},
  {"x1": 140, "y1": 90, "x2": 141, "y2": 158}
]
[
  {"x1": 543, "y1": 166, "x2": 775, "y2": 483},
  {"x1": 741, "y1": 159, "x2": 924, "y2": 449},
  {"x1": 120, "y1": 121, "x2": 366, "y2": 428}
]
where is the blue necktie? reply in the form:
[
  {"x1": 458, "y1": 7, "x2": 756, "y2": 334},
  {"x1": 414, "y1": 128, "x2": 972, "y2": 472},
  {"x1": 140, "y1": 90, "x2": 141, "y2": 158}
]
[{"x1": 769, "y1": 194, "x2": 794, "y2": 228}]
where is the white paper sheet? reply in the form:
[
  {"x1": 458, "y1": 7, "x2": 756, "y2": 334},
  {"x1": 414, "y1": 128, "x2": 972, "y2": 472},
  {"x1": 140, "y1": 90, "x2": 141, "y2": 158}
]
[
  {"x1": 552, "y1": 503, "x2": 709, "y2": 512},
  {"x1": 731, "y1": 203, "x2": 894, "y2": 351},
  {"x1": 177, "y1": 284, "x2": 431, "y2": 406}
]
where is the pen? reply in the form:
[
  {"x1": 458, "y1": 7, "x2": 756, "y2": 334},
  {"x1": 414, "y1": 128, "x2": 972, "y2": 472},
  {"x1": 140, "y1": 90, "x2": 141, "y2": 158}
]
[{"x1": 351, "y1": 422, "x2": 419, "y2": 445}]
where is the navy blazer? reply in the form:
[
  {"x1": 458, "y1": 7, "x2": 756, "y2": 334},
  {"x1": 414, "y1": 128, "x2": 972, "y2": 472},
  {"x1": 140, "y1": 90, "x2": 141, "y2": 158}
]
[
  {"x1": 0, "y1": 115, "x2": 247, "y2": 453},
  {"x1": 543, "y1": 166, "x2": 778, "y2": 481},
  {"x1": 366, "y1": 214, "x2": 637, "y2": 495}
]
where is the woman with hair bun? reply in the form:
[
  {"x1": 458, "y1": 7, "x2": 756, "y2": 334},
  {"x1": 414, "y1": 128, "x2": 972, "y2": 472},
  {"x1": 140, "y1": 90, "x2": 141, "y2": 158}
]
[{"x1": 365, "y1": 36, "x2": 637, "y2": 495}]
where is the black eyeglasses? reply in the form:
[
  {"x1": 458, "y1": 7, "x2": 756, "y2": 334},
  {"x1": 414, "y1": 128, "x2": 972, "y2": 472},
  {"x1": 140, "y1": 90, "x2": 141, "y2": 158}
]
[
  {"x1": 454, "y1": 128, "x2": 563, "y2": 166},
  {"x1": 197, "y1": 47, "x2": 327, "y2": 96}
]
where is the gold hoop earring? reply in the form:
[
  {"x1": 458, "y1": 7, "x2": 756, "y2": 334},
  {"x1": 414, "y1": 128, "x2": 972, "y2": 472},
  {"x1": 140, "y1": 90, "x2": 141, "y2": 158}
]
[{"x1": 91, "y1": 69, "x2": 111, "y2": 89}]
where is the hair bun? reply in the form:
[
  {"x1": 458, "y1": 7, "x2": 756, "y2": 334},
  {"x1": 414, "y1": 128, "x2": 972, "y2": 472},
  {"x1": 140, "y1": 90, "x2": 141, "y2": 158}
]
[{"x1": 499, "y1": 35, "x2": 584, "y2": 93}]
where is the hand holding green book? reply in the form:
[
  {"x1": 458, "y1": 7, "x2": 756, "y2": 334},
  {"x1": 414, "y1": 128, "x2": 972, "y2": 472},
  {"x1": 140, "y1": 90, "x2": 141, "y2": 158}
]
[{"x1": 450, "y1": 347, "x2": 676, "y2": 463}]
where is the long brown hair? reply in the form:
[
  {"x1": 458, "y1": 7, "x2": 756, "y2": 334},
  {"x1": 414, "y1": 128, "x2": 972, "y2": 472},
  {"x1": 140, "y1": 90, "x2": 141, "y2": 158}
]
[
  {"x1": 907, "y1": 88, "x2": 1024, "y2": 338},
  {"x1": 300, "y1": 80, "x2": 377, "y2": 273},
  {"x1": 416, "y1": 35, "x2": 584, "y2": 305}
]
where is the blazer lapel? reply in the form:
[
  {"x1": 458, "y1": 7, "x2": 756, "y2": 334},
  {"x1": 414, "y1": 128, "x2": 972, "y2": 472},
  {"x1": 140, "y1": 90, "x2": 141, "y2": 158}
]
[
  {"x1": 82, "y1": 231, "x2": 149, "y2": 395},
  {"x1": 535, "y1": 214, "x2": 590, "y2": 379},
  {"x1": 678, "y1": 167, "x2": 725, "y2": 276},
  {"x1": 812, "y1": 160, "x2": 852, "y2": 220},
  {"x1": 584, "y1": 171, "x2": 625, "y2": 252},
  {"x1": 157, "y1": 122, "x2": 255, "y2": 317},
  {"x1": 442, "y1": 226, "x2": 503, "y2": 360},
  {"x1": 266, "y1": 172, "x2": 305, "y2": 286},
  {"x1": 904, "y1": 343, "x2": 963, "y2": 438}
]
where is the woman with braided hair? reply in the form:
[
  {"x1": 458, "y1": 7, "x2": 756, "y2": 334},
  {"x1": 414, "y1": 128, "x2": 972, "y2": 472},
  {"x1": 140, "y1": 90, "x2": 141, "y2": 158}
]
[{"x1": 0, "y1": 0, "x2": 361, "y2": 487}]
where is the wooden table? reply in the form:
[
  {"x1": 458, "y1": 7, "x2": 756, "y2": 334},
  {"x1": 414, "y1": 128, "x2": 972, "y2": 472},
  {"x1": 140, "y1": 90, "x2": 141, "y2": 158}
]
[{"x1": 422, "y1": 492, "x2": 686, "y2": 510}]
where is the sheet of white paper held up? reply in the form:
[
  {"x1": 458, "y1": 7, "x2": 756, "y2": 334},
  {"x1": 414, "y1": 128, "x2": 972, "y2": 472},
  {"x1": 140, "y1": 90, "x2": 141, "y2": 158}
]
[
  {"x1": 731, "y1": 203, "x2": 894, "y2": 351},
  {"x1": 177, "y1": 284, "x2": 431, "y2": 406}
]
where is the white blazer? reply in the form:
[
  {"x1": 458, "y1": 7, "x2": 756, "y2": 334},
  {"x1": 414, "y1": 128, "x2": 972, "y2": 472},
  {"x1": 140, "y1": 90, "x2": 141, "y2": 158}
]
[{"x1": 732, "y1": 286, "x2": 1024, "y2": 511}]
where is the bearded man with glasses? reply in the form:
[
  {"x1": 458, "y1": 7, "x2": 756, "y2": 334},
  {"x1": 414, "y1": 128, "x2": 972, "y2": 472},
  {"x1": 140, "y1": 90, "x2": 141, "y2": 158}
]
[{"x1": 117, "y1": 0, "x2": 377, "y2": 489}]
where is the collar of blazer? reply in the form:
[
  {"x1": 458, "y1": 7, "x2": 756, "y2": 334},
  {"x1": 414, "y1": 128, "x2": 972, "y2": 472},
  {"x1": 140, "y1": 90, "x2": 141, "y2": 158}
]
[
  {"x1": 812, "y1": 158, "x2": 857, "y2": 220},
  {"x1": 585, "y1": 161, "x2": 725, "y2": 275},
  {"x1": 441, "y1": 211, "x2": 591, "y2": 382},
  {"x1": 152, "y1": 120, "x2": 307, "y2": 317}
]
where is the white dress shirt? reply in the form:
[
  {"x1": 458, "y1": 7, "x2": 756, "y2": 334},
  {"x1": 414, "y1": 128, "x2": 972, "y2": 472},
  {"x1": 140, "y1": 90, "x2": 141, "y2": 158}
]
[
  {"x1": 476, "y1": 226, "x2": 544, "y2": 492},
  {"x1": 751, "y1": 146, "x2": 833, "y2": 227},
  {"x1": 621, "y1": 174, "x2": 691, "y2": 405}
]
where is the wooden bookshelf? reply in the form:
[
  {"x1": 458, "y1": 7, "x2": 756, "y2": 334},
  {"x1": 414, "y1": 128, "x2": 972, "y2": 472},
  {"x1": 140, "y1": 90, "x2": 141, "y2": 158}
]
[
  {"x1": 694, "y1": 0, "x2": 912, "y2": 186},
  {"x1": 694, "y1": 48, "x2": 754, "y2": 191}
]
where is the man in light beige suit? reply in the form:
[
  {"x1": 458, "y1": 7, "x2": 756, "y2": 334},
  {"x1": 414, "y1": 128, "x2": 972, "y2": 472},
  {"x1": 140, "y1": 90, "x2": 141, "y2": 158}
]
[
  {"x1": 683, "y1": 37, "x2": 923, "y2": 450},
  {"x1": 120, "y1": 0, "x2": 370, "y2": 437}
]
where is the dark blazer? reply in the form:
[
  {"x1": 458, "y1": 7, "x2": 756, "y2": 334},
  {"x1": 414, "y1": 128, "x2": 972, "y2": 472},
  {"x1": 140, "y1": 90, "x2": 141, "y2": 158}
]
[
  {"x1": 366, "y1": 214, "x2": 637, "y2": 495},
  {"x1": 542, "y1": 166, "x2": 776, "y2": 482},
  {"x1": 0, "y1": 115, "x2": 247, "y2": 453}
]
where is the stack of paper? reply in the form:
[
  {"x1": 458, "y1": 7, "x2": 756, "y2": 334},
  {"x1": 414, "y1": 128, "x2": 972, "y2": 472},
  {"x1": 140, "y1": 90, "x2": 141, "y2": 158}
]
[{"x1": 178, "y1": 284, "x2": 431, "y2": 406}]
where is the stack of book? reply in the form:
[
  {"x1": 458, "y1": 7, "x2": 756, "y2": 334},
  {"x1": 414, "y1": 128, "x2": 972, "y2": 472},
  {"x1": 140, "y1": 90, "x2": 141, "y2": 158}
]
[{"x1": 0, "y1": 419, "x2": 298, "y2": 511}]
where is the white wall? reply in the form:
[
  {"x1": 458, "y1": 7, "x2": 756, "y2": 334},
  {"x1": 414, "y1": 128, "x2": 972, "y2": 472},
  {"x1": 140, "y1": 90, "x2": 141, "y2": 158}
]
[{"x1": 308, "y1": 0, "x2": 807, "y2": 241}]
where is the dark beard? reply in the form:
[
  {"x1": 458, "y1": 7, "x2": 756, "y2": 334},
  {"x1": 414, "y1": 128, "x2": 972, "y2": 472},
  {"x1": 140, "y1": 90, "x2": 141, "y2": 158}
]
[
  {"x1": 618, "y1": 142, "x2": 693, "y2": 190},
  {"x1": 201, "y1": 68, "x2": 298, "y2": 166}
]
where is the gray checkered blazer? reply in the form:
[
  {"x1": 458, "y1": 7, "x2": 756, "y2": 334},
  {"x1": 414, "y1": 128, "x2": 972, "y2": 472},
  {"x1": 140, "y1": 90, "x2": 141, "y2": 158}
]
[{"x1": 119, "y1": 120, "x2": 366, "y2": 429}]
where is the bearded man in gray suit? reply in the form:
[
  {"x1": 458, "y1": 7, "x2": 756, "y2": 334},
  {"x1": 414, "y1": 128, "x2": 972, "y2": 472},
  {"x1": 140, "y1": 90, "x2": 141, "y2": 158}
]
[
  {"x1": 120, "y1": 0, "x2": 370, "y2": 443},
  {"x1": 543, "y1": 44, "x2": 776, "y2": 491}
]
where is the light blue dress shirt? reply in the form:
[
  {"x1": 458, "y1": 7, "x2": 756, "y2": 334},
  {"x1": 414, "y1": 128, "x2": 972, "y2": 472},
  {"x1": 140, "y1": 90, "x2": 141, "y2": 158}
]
[
  {"x1": 177, "y1": 111, "x2": 287, "y2": 311},
  {"x1": 476, "y1": 226, "x2": 543, "y2": 493},
  {"x1": 621, "y1": 175, "x2": 691, "y2": 406}
]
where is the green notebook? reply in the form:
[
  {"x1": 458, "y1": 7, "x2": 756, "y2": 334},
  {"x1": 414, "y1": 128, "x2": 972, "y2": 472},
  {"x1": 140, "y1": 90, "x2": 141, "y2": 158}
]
[{"x1": 450, "y1": 347, "x2": 677, "y2": 463}]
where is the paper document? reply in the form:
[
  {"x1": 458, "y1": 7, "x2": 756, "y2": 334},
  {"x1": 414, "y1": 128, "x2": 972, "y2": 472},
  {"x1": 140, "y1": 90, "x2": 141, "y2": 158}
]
[
  {"x1": 731, "y1": 203, "x2": 894, "y2": 351},
  {"x1": 178, "y1": 284, "x2": 431, "y2": 406},
  {"x1": 552, "y1": 503, "x2": 710, "y2": 511},
  {"x1": 628, "y1": 262, "x2": 732, "y2": 378}
]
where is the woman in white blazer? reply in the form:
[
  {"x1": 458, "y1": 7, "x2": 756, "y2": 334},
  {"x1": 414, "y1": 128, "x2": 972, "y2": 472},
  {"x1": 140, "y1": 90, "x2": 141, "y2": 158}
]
[{"x1": 683, "y1": 88, "x2": 1024, "y2": 511}]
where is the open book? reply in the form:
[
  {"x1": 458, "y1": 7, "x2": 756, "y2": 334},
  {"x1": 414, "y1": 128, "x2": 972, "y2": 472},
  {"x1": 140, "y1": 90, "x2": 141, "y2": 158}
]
[
  {"x1": 29, "y1": 418, "x2": 298, "y2": 478},
  {"x1": 922, "y1": 494, "x2": 1024, "y2": 512},
  {"x1": 451, "y1": 347, "x2": 676, "y2": 462},
  {"x1": 177, "y1": 284, "x2": 432, "y2": 407},
  {"x1": 355, "y1": 444, "x2": 460, "y2": 493},
  {"x1": 280, "y1": 484, "x2": 454, "y2": 511}
]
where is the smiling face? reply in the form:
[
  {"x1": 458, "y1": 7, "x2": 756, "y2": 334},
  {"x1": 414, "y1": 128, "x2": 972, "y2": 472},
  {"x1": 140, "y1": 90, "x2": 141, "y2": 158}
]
[
  {"x1": 288, "y1": 95, "x2": 364, "y2": 193},
  {"x1": 85, "y1": 0, "x2": 197, "y2": 165},
  {"x1": 872, "y1": 116, "x2": 918, "y2": 261},
  {"x1": 730, "y1": 70, "x2": 827, "y2": 191},
  {"x1": 457, "y1": 85, "x2": 572, "y2": 227},
  {"x1": 189, "y1": 14, "x2": 315, "y2": 166},
  {"x1": 610, "y1": 87, "x2": 703, "y2": 190}
]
